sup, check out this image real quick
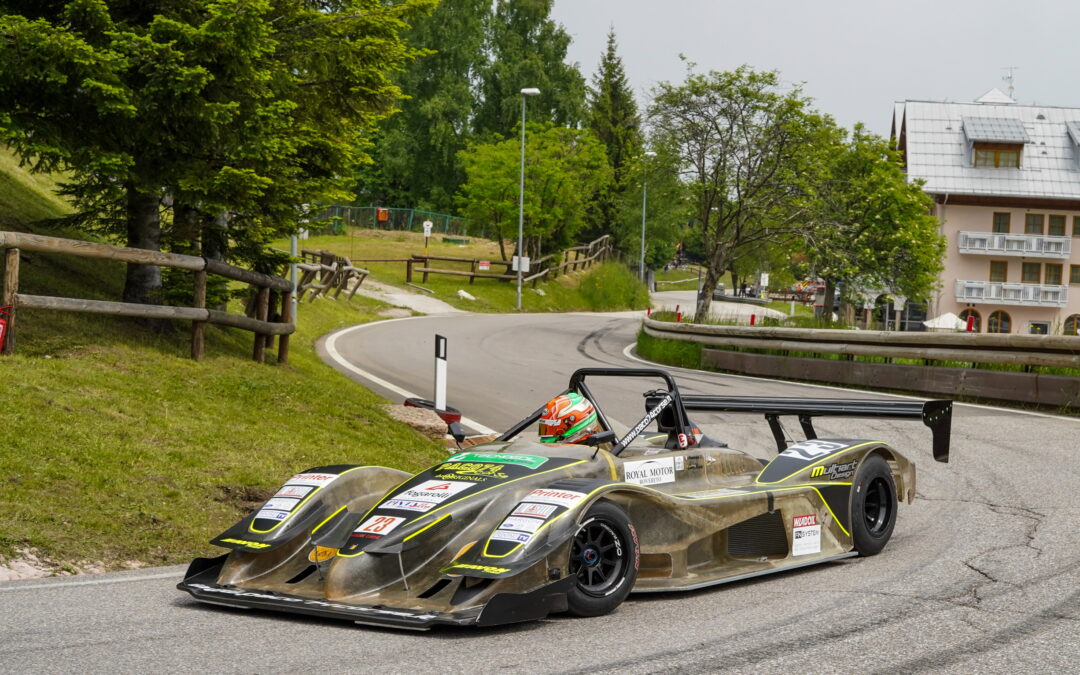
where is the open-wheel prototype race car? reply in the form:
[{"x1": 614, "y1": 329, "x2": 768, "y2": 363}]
[{"x1": 178, "y1": 368, "x2": 952, "y2": 629}]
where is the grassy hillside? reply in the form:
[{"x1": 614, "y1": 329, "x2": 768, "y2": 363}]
[{"x1": 0, "y1": 154, "x2": 445, "y2": 567}]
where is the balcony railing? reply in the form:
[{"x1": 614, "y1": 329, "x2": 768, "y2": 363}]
[
  {"x1": 957, "y1": 232, "x2": 1071, "y2": 258},
  {"x1": 954, "y1": 280, "x2": 1068, "y2": 307}
]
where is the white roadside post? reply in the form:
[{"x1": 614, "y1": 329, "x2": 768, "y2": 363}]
[
  {"x1": 423, "y1": 219, "x2": 433, "y2": 257},
  {"x1": 517, "y1": 87, "x2": 541, "y2": 311},
  {"x1": 434, "y1": 334, "x2": 448, "y2": 412}
]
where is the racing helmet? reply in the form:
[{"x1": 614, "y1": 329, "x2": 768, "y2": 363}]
[{"x1": 538, "y1": 392, "x2": 600, "y2": 444}]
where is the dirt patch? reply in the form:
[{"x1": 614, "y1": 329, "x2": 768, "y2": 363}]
[
  {"x1": 215, "y1": 484, "x2": 276, "y2": 512},
  {"x1": 0, "y1": 546, "x2": 146, "y2": 582}
]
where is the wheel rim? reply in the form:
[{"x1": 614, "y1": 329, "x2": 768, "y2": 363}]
[
  {"x1": 862, "y1": 476, "x2": 893, "y2": 536},
  {"x1": 569, "y1": 518, "x2": 625, "y2": 596}
]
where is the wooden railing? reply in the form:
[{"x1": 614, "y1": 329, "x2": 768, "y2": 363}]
[{"x1": 0, "y1": 231, "x2": 295, "y2": 363}]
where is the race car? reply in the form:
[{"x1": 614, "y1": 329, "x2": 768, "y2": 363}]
[{"x1": 178, "y1": 367, "x2": 952, "y2": 629}]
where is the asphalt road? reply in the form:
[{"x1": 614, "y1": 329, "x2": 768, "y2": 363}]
[{"x1": 3, "y1": 311, "x2": 1078, "y2": 674}]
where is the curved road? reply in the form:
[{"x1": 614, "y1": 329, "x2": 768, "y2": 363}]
[{"x1": 3, "y1": 311, "x2": 1078, "y2": 673}]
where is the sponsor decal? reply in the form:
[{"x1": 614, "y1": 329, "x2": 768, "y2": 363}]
[
  {"x1": 185, "y1": 584, "x2": 438, "y2": 620},
  {"x1": 381, "y1": 499, "x2": 436, "y2": 512},
  {"x1": 674, "y1": 456, "x2": 686, "y2": 471},
  {"x1": 220, "y1": 538, "x2": 270, "y2": 549},
  {"x1": 490, "y1": 529, "x2": 532, "y2": 543},
  {"x1": 287, "y1": 473, "x2": 339, "y2": 487},
  {"x1": 308, "y1": 546, "x2": 337, "y2": 562},
  {"x1": 254, "y1": 509, "x2": 290, "y2": 521},
  {"x1": 354, "y1": 515, "x2": 406, "y2": 536},
  {"x1": 810, "y1": 459, "x2": 858, "y2": 480},
  {"x1": 677, "y1": 433, "x2": 689, "y2": 449},
  {"x1": 446, "y1": 452, "x2": 548, "y2": 469},
  {"x1": 512, "y1": 502, "x2": 558, "y2": 518},
  {"x1": 617, "y1": 394, "x2": 673, "y2": 448},
  {"x1": 623, "y1": 458, "x2": 676, "y2": 486},
  {"x1": 434, "y1": 462, "x2": 508, "y2": 479},
  {"x1": 275, "y1": 485, "x2": 313, "y2": 499},
  {"x1": 792, "y1": 514, "x2": 821, "y2": 556},
  {"x1": 263, "y1": 497, "x2": 301, "y2": 512},
  {"x1": 445, "y1": 563, "x2": 511, "y2": 575},
  {"x1": 780, "y1": 440, "x2": 847, "y2": 461},
  {"x1": 498, "y1": 516, "x2": 545, "y2": 533},
  {"x1": 523, "y1": 489, "x2": 587, "y2": 508},
  {"x1": 392, "y1": 480, "x2": 474, "y2": 503}
]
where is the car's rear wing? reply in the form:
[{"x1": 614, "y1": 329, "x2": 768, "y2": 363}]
[{"x1": 675, "y1": 395, "x2": 952, "y2": 463}]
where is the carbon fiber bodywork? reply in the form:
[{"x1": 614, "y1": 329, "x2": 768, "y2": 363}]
[{"x1": 178, "y1": 368, "x2": 948, "y2": 629}]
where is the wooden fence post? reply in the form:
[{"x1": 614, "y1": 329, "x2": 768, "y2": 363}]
[
  {"x1": 278, "y1": 291, "x2": 293, "y2": 364},
  {"x1": 252, "y1": 285, "x2": 269, "y2": 363},
  {"x1": 191, "y1": 269, "x2": 206, "y2": 360},
  {"x1": 2, "y1": 247, "x2": 19, "y2": 355},
  {"x1": 406, "y1": 259, "x2": 413, "y2": 283}
]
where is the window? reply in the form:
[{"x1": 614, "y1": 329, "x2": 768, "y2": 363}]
[
  {"x1": 959, "y1": 308, "x2": 981, "y2": 332},
  {"x1": 990, "y1": 261, "x2": 1008, "y2": 282},
  {"x1": 1049, "y1": 215, "x2": 1066, "y2": 236},
  {"x1": 1046, "y1": 264, "x2": 1063, "y2": 285},
  {"x1": 988, "y1": 310, "x2": 1012, "y2": 333},
  {"x1": 1064, "y1": 314, "x2": 1080, "y2": 336},
  {"x1": 1022, "y1": 262, "x2": 1041, "y2": 283},
  {"x1": 1025, "y1": 214, "x2": 1044, "y2": 234},
  {"x1": 1073, "y1": 216, "x2": 1080, "y2": 237},
  {"x1": 992, "y1": 212, "x2": 1011, "y2": 233},
  {"x1": 1029, "y1": 322, "x2": 1050, "y2": 335},
  {"x1": 974, "y1": 144, "x2": 1021, "y2": 168},
  {"x1": 1071, "y1": 265, "x2": 1080, "y2": 284}
]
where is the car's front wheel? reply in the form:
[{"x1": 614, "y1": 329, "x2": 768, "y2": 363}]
[
  {"x1": 566, "y1": 499, "x2": 639, "y2": 617},
  {"x1": 850, "y1": 454, "x2": 898, "y2": 556}
]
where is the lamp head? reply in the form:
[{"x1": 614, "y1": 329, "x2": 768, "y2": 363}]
[{"x1": 521, "y1": 88, "x2": 541, "y2": 96}]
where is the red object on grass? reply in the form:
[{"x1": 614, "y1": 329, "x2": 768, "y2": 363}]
[{"x1": 750, "y1": 314, "x2": 756, "y2": 326}]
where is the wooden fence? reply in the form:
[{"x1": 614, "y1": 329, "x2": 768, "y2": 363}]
[
  {"x1": 401, "y1": 235, "x2": 614, "y2": 287},
  {"x1": 0, "y1": 231, "x2": 295, "y2": 363},
  {"x1": 642, "y1": 317, "x2": 1080, "y2": 407}
]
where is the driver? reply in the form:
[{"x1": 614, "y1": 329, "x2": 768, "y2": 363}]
[{"x1": 538, "y1": 393, "x2": 601, "y2": 444}]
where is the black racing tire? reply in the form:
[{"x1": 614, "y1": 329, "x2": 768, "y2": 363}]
[
  {"x1": 850, "y1": 454, "x2": 898, "y2": 556},
  {"x1": 566, "y1": 499, "x2": 639, "y2": 617}
]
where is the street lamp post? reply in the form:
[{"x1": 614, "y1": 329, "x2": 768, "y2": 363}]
[
  {"x1": 517, "y1": 87, "x2": 541, "y2": 311},
  {"x1": 640, "y1": 151, "x2": 656, "y2": 283}
]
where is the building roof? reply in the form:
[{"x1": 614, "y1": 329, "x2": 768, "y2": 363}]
[{"x1": 896, "y1": 97, "x2": 1080, "y2": 200}]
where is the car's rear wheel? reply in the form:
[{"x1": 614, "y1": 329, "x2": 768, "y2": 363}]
[
  {"x1": 566, "y1": 500, "x2": 639, "y2": 617},
  {"x1": 850, "y1": 454, "x2": 898, "y2": 556}
]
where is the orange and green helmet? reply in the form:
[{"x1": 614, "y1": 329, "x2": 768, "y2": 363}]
[{"x1": 538, "y1": 393, "x2": 599, "y2": 444}]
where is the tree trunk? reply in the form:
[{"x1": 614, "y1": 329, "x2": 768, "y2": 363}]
[
  {"x1": 122, "y1": 187, "x2": 162, "y2": 305},
  {"x1": 822, "y1": 277, "x2": 836, "y2": 324},
  {"x1": 202, "y1": 211, "x2": 228, "y2": 262}
]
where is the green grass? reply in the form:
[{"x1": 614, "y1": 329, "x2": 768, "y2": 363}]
[
  {"x1": 288, "y1": 228, "x2": 649, "y2": 313},
  {"x1": 636, "y1": 328, "x2": 704, "y2": 370},
  {"x1": 0, "y1": 295, "x2": 446, "y2": 566}
]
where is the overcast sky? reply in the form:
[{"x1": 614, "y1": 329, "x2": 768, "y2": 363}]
[{"x1": 551, "y1": 0, "x2": 1080, "y2": 136}]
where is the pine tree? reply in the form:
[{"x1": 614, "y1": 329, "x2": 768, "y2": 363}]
[
  {"x1": 473, "y1": 0, "x2": 585, "y2": 137},
  {"x1": 585, "y1": 27, "x2": 642, "y2": 240}
]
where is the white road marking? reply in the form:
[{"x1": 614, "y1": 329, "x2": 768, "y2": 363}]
[
  {"x1": 0, "y1": 570, "x2": 182, "y2": 593},
  {"x1": 324, "y1": 319, "x2": 498, "y2": 435},
  {"x1": 621, "y1": 341, "x2": 1080, "y2": 423}
]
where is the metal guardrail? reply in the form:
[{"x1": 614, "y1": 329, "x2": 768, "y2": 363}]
[
  {"x1": 0, "y1": 231, "x2": 295, "y2": 363},
  {"x1": 642, "y1": 317, "x2": 1080, "y2": 368},
  {"x1": 641, "y1": 317, "x2": 1080, "y2": 407}
]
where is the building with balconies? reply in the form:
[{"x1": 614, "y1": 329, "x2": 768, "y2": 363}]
[{"x1": 892, "y1": 89, "x2": 1080, "y2": 334}]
